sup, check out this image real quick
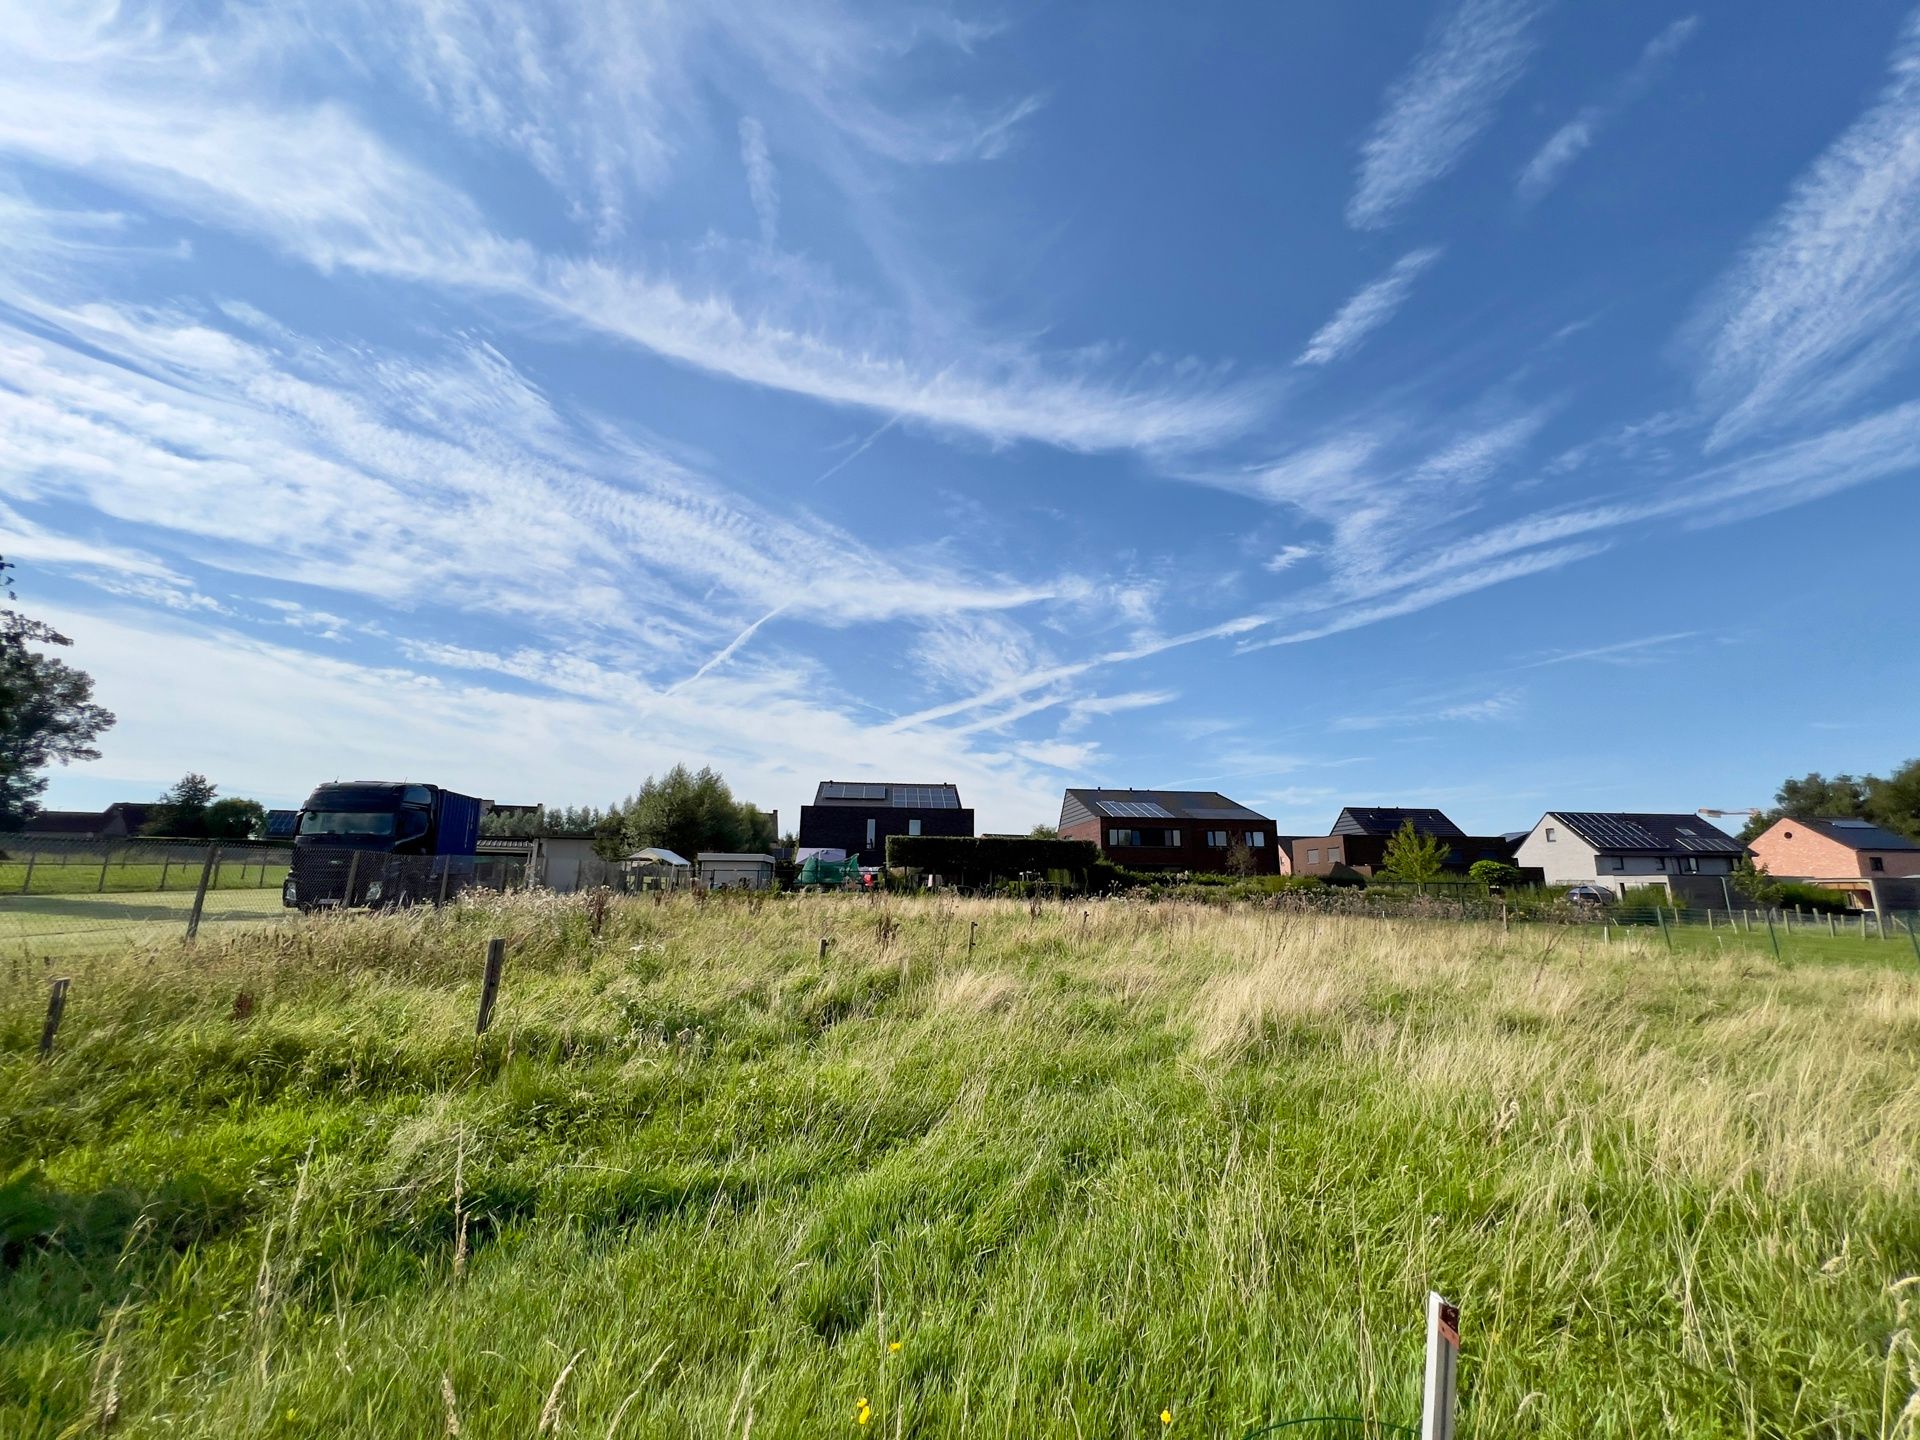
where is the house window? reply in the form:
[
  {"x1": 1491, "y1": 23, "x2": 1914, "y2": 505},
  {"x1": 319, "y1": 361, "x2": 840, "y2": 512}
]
[
  {"x1": 1249, "y1": 833, "x2": 1266, "y2": 848},
  {"x1": 1608, "y1": 856, "x2": 1624, "y2": 872},
  {"x1": 866, "y1": 818, "x2": 876, "y2": 849},
  {"x1": 1679, "y1": 857, "x2": 1699, "y2": 874},
  {"x1": 908, "y1": 819, "x2": 922, "y2": 837},
  {"x1": 1871, "y1": 855, "x2": 1886, "y2": 872},
  {"x1": 1166, "y1": 830, "x2": 1181, "y2": 848},
  {"x1": 1307, "y1": 848, "x2": 1320, "y2": 864},
  {"x1": 1327, "y1": 848, "x2": 1341, "y2": 863},
  {"x1": 1656, "y1": 856, "x2": 1666, "y2": 871},
  {"x1": 1108, "y1": 828, "x2": 1142, "y2": 848},
  {"x1": 1545, "y1": 827, "x2": 1556, "y2": 842},
  {"x1": 1206, "y1": 830, "x2": 1228, "y2": 847}
]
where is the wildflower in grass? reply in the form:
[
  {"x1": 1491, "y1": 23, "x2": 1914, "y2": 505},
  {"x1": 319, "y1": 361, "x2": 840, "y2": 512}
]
[
  {"x1": 856, "y1": 1396, "x2": 871, "y2": 1426},
  {"x1": 1161, "y1": 1408, "x2": 1172, "y2": 1425},
  {"x1": 889, "y1": 1341, "x2": 901, "y2": 1352}
]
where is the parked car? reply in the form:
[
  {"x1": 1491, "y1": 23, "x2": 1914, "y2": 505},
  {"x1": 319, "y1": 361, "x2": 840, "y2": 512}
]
[{"x1": 1565, "y1": 884, "x2": 1614, "y2": 905}]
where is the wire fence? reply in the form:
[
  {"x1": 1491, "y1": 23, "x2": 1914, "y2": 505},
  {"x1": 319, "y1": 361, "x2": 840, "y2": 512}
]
[{"x1": 0, "y1": 835, "x2": 527, "y2": 964}]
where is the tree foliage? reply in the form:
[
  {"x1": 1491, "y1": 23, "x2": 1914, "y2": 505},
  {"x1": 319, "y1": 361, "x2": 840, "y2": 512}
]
[
  {"x1": 1380, "y1": 820, "x2": 1449, "y2": 883},
  {"x1": 0, "y1": 559, "x2": 116, "y2": 828},
  {"x1": 142, "y1": 775, "x2": 267, "y2": 839},
  {"x1": 206, "y1": 797, "x2": 268, "y2": 841},
  {"x1": 481, "y1": 803, "x2": 618, "y2": 839},
  {"x1": 144, "y1": 773, "x2": 218, "y2": 837},
  {"x1": 1740, "y1": 761, "x2": 1920, "y2": 841},
  {"x1": 1468, "y1": 859, "x2": 1524, "y2": 889}
]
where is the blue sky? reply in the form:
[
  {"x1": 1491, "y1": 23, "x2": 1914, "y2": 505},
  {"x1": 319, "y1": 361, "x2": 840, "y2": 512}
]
[{"x1": 2, "y1": 1, "x2": 1917, "y2": 837}]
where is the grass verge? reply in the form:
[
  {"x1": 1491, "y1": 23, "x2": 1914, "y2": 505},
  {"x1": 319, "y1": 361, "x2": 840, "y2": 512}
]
[{"x1": 3, "y1": 894, "x2": 1918, "y2": 1437}]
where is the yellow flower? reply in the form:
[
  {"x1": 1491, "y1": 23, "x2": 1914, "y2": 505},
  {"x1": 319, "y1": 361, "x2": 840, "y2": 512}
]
[
  {"x1": 856, "y1": 1397, "x2": 872, "y2": 1426},
  {"x1": 1161, "y1": 1409, "x2": 1173, "y2": 1425},
  {"x1": 889, "y1": 1341, "x2": 902, "y2": 1353}
]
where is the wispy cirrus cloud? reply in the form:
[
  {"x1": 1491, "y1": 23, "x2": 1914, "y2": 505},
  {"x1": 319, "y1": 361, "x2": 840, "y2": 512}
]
[
  {"x1": 1521, "y1": 631, "x2": 1697, "y2": 668},
  {"x1": 1517, "y1": 16, "x2": 1700, "y2": 205},
  {"x1": 1348, "y1": 0, "x2": 1547, "y2": 229},
  {"x1": 1334, "y1": 688, "x2": 1524, "y2": 731},
  {"x1": 1690, "y1": 8, "x2": 1920, "y2": 450},
  {"x1": 1296, "y1": 247, "x2": 1442, "y2": 366},
  {"x1": 0, "y1": 5, "x2": 1260, "y2": 457},
  {"x1": 738, "y1": 116, "x2": 780, "y2": 247}
]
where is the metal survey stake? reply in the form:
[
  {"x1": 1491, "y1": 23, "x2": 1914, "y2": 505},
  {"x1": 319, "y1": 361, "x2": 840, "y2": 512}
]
[{"x1": 1421, "y1": 1291, "x2": 1459, "y2": 1440}]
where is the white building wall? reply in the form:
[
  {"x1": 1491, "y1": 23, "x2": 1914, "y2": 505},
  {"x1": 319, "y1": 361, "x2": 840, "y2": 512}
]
[{"x1": 1515, "y1": 817, "x2": 1601, "y2": 886}]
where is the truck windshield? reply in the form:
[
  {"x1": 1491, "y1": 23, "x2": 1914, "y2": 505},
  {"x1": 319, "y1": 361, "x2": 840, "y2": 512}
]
[{"x1": 298, "y1": 811, "x2": 397, "y2": 838}]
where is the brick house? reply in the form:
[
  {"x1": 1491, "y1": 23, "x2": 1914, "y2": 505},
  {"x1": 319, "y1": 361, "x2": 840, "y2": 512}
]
[
  {"x1": 1058, "y1": 788, "x2": 1282, "y2": 875},
  {"x1": 797, "y1": 782, "x2": 973, "y2": 866},
  {"x1": 1290, "y1": 807, "x2": 1520, "y2": 878},
  {"x1": 1513, "y1": 812, "x2": 1744, "y2": 896},
  {"x1": 1747, "y1": 816, "x2": 1920, "y2": 908}
]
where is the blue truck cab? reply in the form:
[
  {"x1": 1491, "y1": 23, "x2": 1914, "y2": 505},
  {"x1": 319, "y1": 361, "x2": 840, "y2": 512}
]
[{"x1": 283, "y1": 781, "x2": 488, "y2": 910}]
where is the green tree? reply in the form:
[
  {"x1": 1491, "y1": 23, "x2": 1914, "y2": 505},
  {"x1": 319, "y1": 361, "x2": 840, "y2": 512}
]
[
  {"x1": 616, "y1": 765, "x2": 771, "y2": 859},
  {"x1": 590, "y1": 812, "x2": 628, "y2": 862},
  {"x1": 1028, "y1": 824, "x2": 1060, "y2": 840},
  {"x1": 1380, "y1": 820, "x2": 1449, "y2": 883},
  {"x1": 1468, "y1": 859, "x2": 1523, "y2": 889},
  {"x1": 1738, "y1": 772, "x2": 1871, "y2": 840},
  {"x1": 0, "y1": 560, "x2": 116, "y2": 828},
  {"x1": 1732, "y1": 857, "x2": 1782, "y2": 908},
  {"x1": 1866, "y1": 757, "x2": 1920, "y2": 841},
  {"x1": 144, "y1": 773, "x2": 219, "y2": 837},
  {"x1": 1225, "y1": 838, "x2": 1258, "y2": 877},
  {"x1": 205, "y1": 797, "x2": 267, "y2": 841}
]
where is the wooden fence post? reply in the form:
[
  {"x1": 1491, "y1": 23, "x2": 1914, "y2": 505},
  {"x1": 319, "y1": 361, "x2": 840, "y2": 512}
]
[
  {"x1": 475, "y1": 938, "x2": 505, "y2": 1035},
  {"x1": 1420, "y1": 1291, "x2": 1459, "y2": 1440},
  {"x1": 185, "y1": 845, "x2": 221, "y2": 939},
  {"x1": 968, "y1": 920, "x2": 977, "y2": 959},
  {"x1": 1764, "y1": 910, "x2": 1782, "y2": 961},
  {"x1": 39, "y1": 977, "x2": 71, "y2": 1059}
]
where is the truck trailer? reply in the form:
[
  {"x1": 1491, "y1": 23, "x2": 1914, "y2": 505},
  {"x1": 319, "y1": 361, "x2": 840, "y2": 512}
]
[{"x1": 283, "y1": 781, "x2": 489, "y2": 910}]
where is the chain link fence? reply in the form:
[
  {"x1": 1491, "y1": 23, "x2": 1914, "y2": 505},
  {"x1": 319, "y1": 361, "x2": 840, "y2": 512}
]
[{"x1": 0, "y1": 835, "x2": 526, "y2": 963}]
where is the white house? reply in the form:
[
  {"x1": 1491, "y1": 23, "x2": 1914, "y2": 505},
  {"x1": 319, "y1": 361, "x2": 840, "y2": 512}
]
[{"x1": 1515, "y1": 812, "x2": 1744, "y2": 896}]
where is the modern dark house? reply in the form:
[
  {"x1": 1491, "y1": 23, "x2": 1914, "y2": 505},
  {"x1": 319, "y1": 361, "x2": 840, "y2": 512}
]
[
  {"x1": 797, "y1": 782, "x2": 973, "y2": 866},
  {"x1": 1290, "y1": 806, "x2": 1521, "y2": 878},
  {"x1": 1058, "y1": 788, "x2": 1282, "y2": 875}
]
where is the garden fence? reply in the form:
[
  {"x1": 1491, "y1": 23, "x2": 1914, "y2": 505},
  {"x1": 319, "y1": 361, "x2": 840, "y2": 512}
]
[{"x1": 0, "y1": 834, "x2": 527, "y2": 964}]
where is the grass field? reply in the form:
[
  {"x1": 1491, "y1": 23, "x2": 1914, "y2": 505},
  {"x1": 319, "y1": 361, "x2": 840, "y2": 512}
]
[
  {"x1": 0, "y1": 889, "x2": 292, "y2": 961},
  {"x1": 0, "y1": 857, "x2": 288, "y2": 898},
  {"x1": 3, "y1": 894, "x2": 1918, "y2": 1438}
]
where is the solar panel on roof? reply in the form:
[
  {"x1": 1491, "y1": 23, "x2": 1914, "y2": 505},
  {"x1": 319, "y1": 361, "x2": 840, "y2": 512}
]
[{"x1": 1098, "y1": 800, "x2": 1174, "y2": 819}]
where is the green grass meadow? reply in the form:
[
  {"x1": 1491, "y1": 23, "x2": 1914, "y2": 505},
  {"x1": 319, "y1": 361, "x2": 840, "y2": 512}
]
[
  {"x1": 3, "y1": 894, "x2": 1918, "y2": 1437},
  {"x1": 0, "y1": 857, "x2": 288, "y2": 898}
]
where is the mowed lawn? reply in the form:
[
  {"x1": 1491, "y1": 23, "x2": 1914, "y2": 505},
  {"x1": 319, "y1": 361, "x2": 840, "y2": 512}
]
[
  {"x1": 3, "y1": 895, "x2": 1918, "y2": 1438},
  {"x1": 0, "y1": 889, "x2": 291, "y2": 961},
  {"x1": 0, "y1": 858, "x2": 288, "y2": 898}
]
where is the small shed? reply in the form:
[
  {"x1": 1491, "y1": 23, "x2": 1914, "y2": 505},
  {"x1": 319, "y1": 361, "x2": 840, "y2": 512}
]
[
  {"x1": 697, "y1": 852, "x2": 777, "y2": 890},
  {"x1": 626, "y1": 847, "x2": 692, "y2": 890}
]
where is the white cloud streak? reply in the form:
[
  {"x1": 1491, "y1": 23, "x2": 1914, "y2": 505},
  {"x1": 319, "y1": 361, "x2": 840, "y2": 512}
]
[
  {"x1": 1296, "y1": 248, "x2": 1442, "y2": 366},
  {"x1": 0, "y1": 6, "x2": 1260, "y2": 456},
  {"x1": 738, "y1": 115, "x2": 779, "y2": 246},
  {"x1": 1516, "y1": 15, "x2": 1700, "y2": 204},
  {"x1": 1348, "y1": 0, "x2": 1546, "y2": 229},
  {"x1": 1691, "y1": 8, "x2": 1920, "y2": 450}
]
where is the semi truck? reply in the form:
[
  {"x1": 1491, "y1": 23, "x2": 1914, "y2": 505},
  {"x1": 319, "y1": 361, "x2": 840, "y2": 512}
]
[{"x1": 282, "y1": 781, "x2": 490, "y2": 910}]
